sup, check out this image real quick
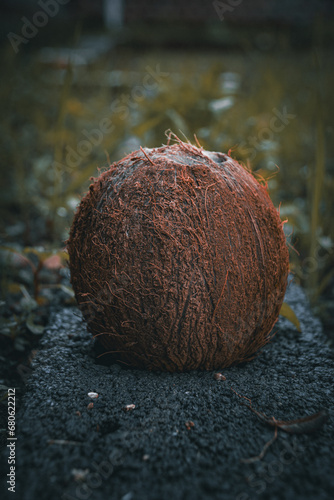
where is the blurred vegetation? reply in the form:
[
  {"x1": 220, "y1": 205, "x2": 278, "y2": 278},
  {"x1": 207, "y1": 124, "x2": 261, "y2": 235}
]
[{"x1": 0, "y1": 26, "x2": 333, "y2": 347}]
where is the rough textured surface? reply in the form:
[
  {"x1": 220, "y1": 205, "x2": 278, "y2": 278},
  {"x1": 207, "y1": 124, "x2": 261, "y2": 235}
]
[
  {"x1": 1, "y1": 280, "x2": 333, "y2": 500},
  {"x1": 67, "y1": 141, "x2": 289, "y2": 371}
]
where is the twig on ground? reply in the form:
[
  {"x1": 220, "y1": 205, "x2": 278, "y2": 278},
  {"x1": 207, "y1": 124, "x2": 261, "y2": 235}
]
[
  {"x1": 231, "y1": 387, "x2": 329, "y2": 463},
  {"x1": 241, "y1": 426, "x2": 278, "y2": 464}
]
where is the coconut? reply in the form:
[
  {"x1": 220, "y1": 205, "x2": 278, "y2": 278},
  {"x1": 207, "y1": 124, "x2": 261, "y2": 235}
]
[{"x1": 67, "y1": 141, "x2": 289, "y2": 372}]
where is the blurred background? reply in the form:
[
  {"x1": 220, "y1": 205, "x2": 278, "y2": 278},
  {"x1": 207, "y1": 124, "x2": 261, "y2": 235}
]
[{"x1": 0, "y1": 0, "x2": 334, "y2": 372}]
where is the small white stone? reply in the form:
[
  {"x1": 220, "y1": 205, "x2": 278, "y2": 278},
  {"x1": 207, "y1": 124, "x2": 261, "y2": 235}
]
[
  {"x1": 71, "y1": 468, "x2": 89, "y2": 481},
  {"x1": 87, "y1": 392, "x2": 98, "y2": 399},
  {"x1": 123, "y1": 404, "x2": 135, "y2": 411}
]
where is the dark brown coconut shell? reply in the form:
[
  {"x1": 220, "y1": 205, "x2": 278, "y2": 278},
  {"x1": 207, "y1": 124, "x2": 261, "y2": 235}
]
[{"x1": 67, "y1": 141, "x2": 289, "y2": 372}]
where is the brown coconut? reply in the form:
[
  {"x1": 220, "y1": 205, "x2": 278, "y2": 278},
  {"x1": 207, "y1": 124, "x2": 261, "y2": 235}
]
[{"x1": 67, "y1": 141, "x2": 289, "y2": 372}]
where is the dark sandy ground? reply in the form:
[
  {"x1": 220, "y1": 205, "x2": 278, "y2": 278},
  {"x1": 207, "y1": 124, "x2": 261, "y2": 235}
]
[{"x1": 1, "y1": 280, "x2": 333, "y2": 500}]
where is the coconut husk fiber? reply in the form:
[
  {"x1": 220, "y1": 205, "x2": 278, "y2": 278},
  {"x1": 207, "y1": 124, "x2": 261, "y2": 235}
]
[{"x1": 67, "y1": 140, "x2": 289, "y2": 372}]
